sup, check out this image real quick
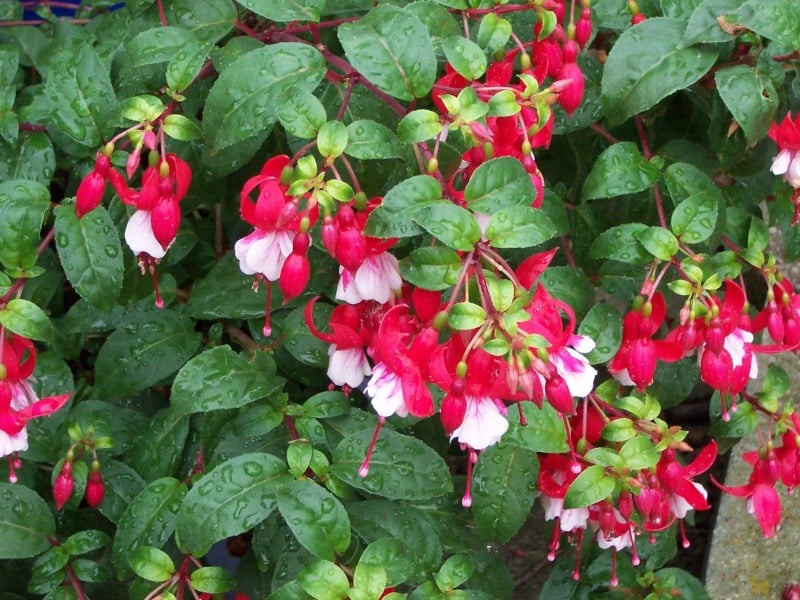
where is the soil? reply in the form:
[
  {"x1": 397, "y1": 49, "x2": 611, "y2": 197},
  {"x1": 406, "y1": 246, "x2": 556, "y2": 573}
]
[{"x1": 501, "y1": 397, "x2": 726, "y2": 598}]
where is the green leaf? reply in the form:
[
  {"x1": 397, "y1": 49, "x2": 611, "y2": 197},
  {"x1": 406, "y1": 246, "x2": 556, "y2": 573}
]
[
  {"x1": 670, "y1": 192, "x2": 719, "y2": 244},
  {"x1": 715, "y1": 65, "x2": 778, "y2": 145},
  {"x1": 303, "y1": 391, "x2": 351, "y2": 419},
  {"x1": 635, "y1": 226, "x2": 679, "y2": 260},
  {"x1": 41, "y1": 44, "x2": 115, "y2": 149},
  {"x1": 581, "y1": 142, "x2": 660, "y2": 201},
  {"x1": 277, "y1": 89, "x2": 327, "y2": 139},
  {"x1": 0, "y1": 131, "x2": 56, "y2": 186},
  {"x1": 353, "y1": 563, "x2": 388, "y2": 600},
  {"x1": 128, "y1": 546, "x2": 174, "y2": 583},
  {"x1": 338, "y1": 5, "x2": 436, "y2": 101},
  {"x1": 397, "y1": 109, "x2": 442, "y2": 143},
  {"x1": 434, "y1": 555, "x2": 474, "y2": 592},
  {"x1": 186, "y1": 253, "x2": 275, "y2": 319},
  {"x1": 449, "y1": 302, "x2": 487, "y2": 330},
  {"x1": 412, "y1": 201, "x2": 481, "y2": 250},
  {"x1": 54, "y1": 205, "x2": 124, "y2": 310},
  {"x1": 0, "y1": 484, "x2": 54, "y2": 558},
  {"x1": 345, "y1": 119, "x2": 402, "y2": 160},
  {"x1": 0, "y1": 298, "x2": 53, "y2": 342},
  {"x1": 725, "y1": 0, "x2": 800, "y2": 48},
  {"x1": 0, "y1": 179, "x2": 50, "y2": 274},
  {"x1": 619, "y1": 435, "x2": 660, "y2": 470},
  {"x1": 62, "y1": 530, "x2": 110, "y2": 556},
  {"x1": 472, "y1": 441, "x2": 538, "y2": 544},
  {"x1": 365, "y1": 175, "x2": 442, "y2": 238},
  {"x1": 477, "y1": 13, "x2": 512, "y2": 54},
  {"x1": 239, "y1": 0, "x2": 325, "y2": 22},
  {"x1": 655, "y1": 567, "x2": 710, "y2": 599},
  {"x1": 163, "y1": 0, "x2": 237, "y2": 45},
  {"x1": 121, "y1": 27, "x2": 206, "y2": 93},
  {"x1": 113, "y1": 477, "x2": 187, "y2": 579},
  {"x1": 577, "y1": 304, "x2": 622, "y2": 364},
  {"x1": 126, "y1": 408, "x2": 190, "y2": 481},
  {"x1": 317, "y1": 121, "x2": 349, "y2": 159},
  {"x1": 589, "y1": 223, "x2": 651, "y2": 263},
  {"x1": 94, "y1": 311, "x2": 202, "y2": 397},
  {"x1": 190, "y1": 566, "x2": 235, "y2": 593},
  {"x1": 709, "y1": 396, "x2": 758, "y2": 437},
  {"x1": 298, "y1": 560, "x2": 350, "y2": 600},
  {"x1": 564, "y1": 464, "x2": 615, "y2": 508},
  {"x1": 399, "y1": 246, "x2": 462, "y2": 291},
  {"x1": 278, "y1": 480, "x2": 351, "y2": 561},
  {"x1": 95, "y1": 459, "x2": 146, "y2": 525},
  {"x1": 176, "y1": 453, "x2": 291, "y2": 556},
  {"x1": 485, "y1": 206, "x2": 558, "y2": 248},
  {"x1": 359, "y1": 539, "x2": 413, "y2": 588},
  {"x1": 204, "y1": 43, "x2": 325, "y2": 152},
  {"x1": 442, "y1": 36, "x2": 486, "y2": 81},
  {"x1": 162, "y1": 114, "x2": 203, "y2": 141},
  {"x1": 464, "y1": 157, "x2": 536, "y2": 213},
  {"x1": 504, "y1": 403, "x2": 569, "y2": 453},
  {"x1": 332, "y1": 429, "x2": 453, "y2": 500},
  {"x1": 171, "y1": 345, "x2": 284, "y2": 415},
  {"x1": 681, "y1": 0, "x2": 744, "y2": 46},
  {"x1": 537, "y1": 267, "x2": 594, "y2": 320},
  {"x1": 760, "y1": 363, "x2": 789, "y2": 400},
  {"x1": 601, "y1": 18, "x2": 717, "y2": 125}
]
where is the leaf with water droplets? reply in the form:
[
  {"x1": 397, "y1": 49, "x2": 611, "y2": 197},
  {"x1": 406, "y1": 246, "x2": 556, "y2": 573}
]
[
  {"x1": 278, "y1": 480, "x2": 351, "y2": 561},
  {"x1": 671, "y1": 192, "x2": 719, "y2": 244},
  {"x1": 171, "y1": 346, "x2": 284, "y2": 415},
  {"x1": 725, "y1": 0, "x2": 800, "y2": 48},
  {"x1": 54, "y1": 205, "x2": 124, "y2": 310},
  {"x1": 0, "y1": 131, "x2": 55, "y2": 186},
  {"x1": 442, "y1": 36, "x2": 486, "y2": 81},
  {"x1": 400, "y1": 246, "x2": 462, "y2": 291},
  {"x1": 589, "y1": 223, "x2": 650, "y2": 264},
  {"x1": 237, "y1": 0, "x2": 324, "y2": 22},
  {"x1": 577, "y1": 304, "x2": 623, "y2": 364},
  {"x1": 0, "y1": 179, "x2": 50, "y2": 275},
  {"x1": 564, "y1": 464, "x2": 615, "y2": 509},
  {"x1": 0, "y1": 298, "x2": 53, "y2": 342},
  {"x1": 581, "y1": 142, "x2": 660, "y2": 201},
  {"x1": 94, "y1": 310, "x2": 202, "y2": 398},
  {"x1": 413, "y1": 201, "x2": 481, "y2": 251},
  {"x1": 681, "y1": 0, "x2": 746, "y2": 46},
  {"x1": 190, "y1": 566, "x2": 236, "y2": 593},
  {"x1": 345, "y1": 119, "x2": 402, "y2": 160},
  {"x1": 472, "y1": 441, "x2": 538, "y2": 544},
  {"x1": 464, "y1": 157, "x2": 536, "y2": 214},
  {"x1": 332, "y1": 428, "x2": 452, "y2": 500},
  {"x1": 176, "y1": 453, "x2": 291, "y2": 556},
  {"x1": 0, "y1": 484, "x2": 54, "y2": 559},
  {"x1": 112, "y1": 477, "x2": 187, "y2": 579},
  {"x1": 129, "y1": 546, "x2": 175, "y2": 582},
  {"x1": 485, "y1": 206, "x2": 558, "y2": 249},
  {"x1": 339, "y1": 6, "x2": 436, "y2": 101},
  {"x1": 204, "y1": 43, "x2": 325, "y2": 153},
  {"x1": 601, "y1": 18, "x2": 717, "y2": 126},
  {"x1": 715, "y1": 64, "x2": 778, "y2": 146},
  {"x1": 365, "y1": 175, "x2": 442, "y2": 238}
]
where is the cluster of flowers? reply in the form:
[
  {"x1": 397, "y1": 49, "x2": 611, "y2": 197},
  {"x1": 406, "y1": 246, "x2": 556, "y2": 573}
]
[{"x1": 0, "y1": 332, "x2": 70, "y2": 481}]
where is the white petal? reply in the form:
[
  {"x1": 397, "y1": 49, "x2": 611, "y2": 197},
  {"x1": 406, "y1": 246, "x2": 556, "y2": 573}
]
[
  {"x1": 365, "y1": 363, "x2": 407, "y2": 418},
  {"x1": 450, "y1": 396, "x2": 508, "y2": 451},
  {"x1": 351, "y1": 253, "x2": 401, "y2": 304},
  {"x1": 772, "y1": 149, "x2": 792, "y2": 175},
  {"x1": 560, "y1": 508, "x2": 590, "y2": 532},
  {"x1": 551, "y1": 348, "x2": 597, "y2": 398},
  {"x1": 125, "y1": 211, "x2": 166, "y2": 259},
  {"x1": 541, "y1": 495, "x2": 564, "y2": 521},
  {"x1": 235, "y1": 229, "x2": 292, "y2": 280},
  {"x1": 335, "y1": 267, "x2": 363, "y2": 304},
  {"x1": 327, "y1": 346, "x2": 371, "y2": 388},
  {"x1": 0, "y1": 428, "x2": 27, "y2": 457}
]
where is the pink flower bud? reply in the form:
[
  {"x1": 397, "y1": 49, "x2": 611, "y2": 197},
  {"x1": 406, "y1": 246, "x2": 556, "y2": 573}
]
[
  {"x1": 545, "y1": 374, "x2": 574, "y2": 414},
  {"x1": 150, "y1": 197, "x2": 182, "y2": 250},
  {"x1": 279, "y1": 233, "x2": 311, "y2": 301},
  {"x1": 336, "y1": 228, "x2": 367, "y2": 272},
  {"x1": 75, "y1": 171, "x2": 107, "y2": 218},
  {"x1": 321, "y1": 215, "x2": 337, "y2": 256},
  {"x1": 627, "y1": 338, "x2": 657, "y2": 390},
  {"x1": 126, "y1": 149, "x2": 141, "y2": 179},
  {"x1": 575, "y1": 7, "x2": 593, "y2": 49},
  {"x1": 53, "y1": 462, "x2": 74, "y2": 510},
  {"x1": 555, "y1": 62, "x2": 584, "y2": 117},
  {"x1": 440, "y1": 392, "x2": 466, "y2": 435},
  {"x1": 85, "y1": 470, "x2": 105, "y2": 508}
]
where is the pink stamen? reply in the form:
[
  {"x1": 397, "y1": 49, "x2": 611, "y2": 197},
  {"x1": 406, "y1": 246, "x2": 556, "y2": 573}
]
[
  {"x1": 679, "y1": 519, "x2": 690, "y2": 548},
  {"x1": 571, "y1": 529, "x2": 584, "y2": 580},
  {"x1": 359, "y1": 416, "x2": 384, "y2": 477},
  {"x1": 7, "y1": 455, "x2": 18, "y2": 483},
  {"x1": 629, "y1": 528, "x2": 640, "y2": 566},
  {"x1": 609, "y1": 548, "x2": 618, "y2": 587},
  {"x1": 720, "y1": 395, "x2": 730, "y2": 422},
  {"x1": 516, "y1": 401, "x2": 527, "y2": 426},
  {"x1": 145, "y1": 257, "x2": 164, "y2": 308},
  {"x1": 547, "y1": 518, "x2": 562, "y2": 561},
  {"x1": 461, "y1": 448, "x2": 479, "y2": 508},
  {"x1": 263, "y1": 279, "x2": 273, "y2": 337}
]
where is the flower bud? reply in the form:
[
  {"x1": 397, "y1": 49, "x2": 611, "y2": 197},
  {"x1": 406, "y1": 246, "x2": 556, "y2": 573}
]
[
  {"x1": 150, "y1": 197, "x2": 182, "y2": 250},
  {"x1": 279, "y1": 233, "x2": 311, "y2": 301},
  {"x1": 53, "y1": 461, "x2": 74, "y2": 510},
  {"x1": 85, "y1": 467, "x2": 105, "y2": 508},
  {"x1": 75, "y1": 171, "x2": 107, "y2": 218},
  {"x1": 555, "y1": 62, "x2": 584, "y2": 116}
]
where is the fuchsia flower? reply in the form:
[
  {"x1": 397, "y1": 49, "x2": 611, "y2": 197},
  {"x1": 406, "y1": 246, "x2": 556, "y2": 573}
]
[
  {"x1": 0, "y1": 334, "x2": 70, "y2": 480},
  {"x1": 768, "y1": 112, "x2": 800, "y2": 224},
  {"x1": 609, "y1": 293, "x2": 683, "y2": 391},
  {"x1": 75, "y1": 153, "x2": 111, "y2": 218}
]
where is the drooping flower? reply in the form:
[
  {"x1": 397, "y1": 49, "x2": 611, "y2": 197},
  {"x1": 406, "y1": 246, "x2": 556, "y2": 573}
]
[
  {"x1": 75, "y1": 152, "x2": 112, "y2": 218},
  {"x1": 768, "y1": 112, "x2": 800, "y2": 224}
]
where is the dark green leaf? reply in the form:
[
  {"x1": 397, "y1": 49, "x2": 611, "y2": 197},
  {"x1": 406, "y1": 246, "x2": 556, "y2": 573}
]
[
  {"x1": 709, "y1": 396, "x2": 758, "y2": 437},
  {"x1": 715, "y1": 65, "x2": 778, "y2": 145},
  {"x1": 186, "y1": 253, "x2": 275, "y2": 319},
  {"x1": 126, "y1": 408, "x2": 190, "y2": 481},
  {"x1": 434, "y1": 555, "x2": 474, "y2": 592},
  {"x1": 0, "y1": 131, "x2": 55, "y2": 186},
  {"x1": 400, "y1": 246, "x2": 462, "y2": 291},
  {"x1": 164, "y1": 0, "x2": 237, "y2": 45},
  {"x1": 464, "y1": 157, "x2": 536, "y2": 213},
  {"x1": 62, "y1": 530, "x2": 109, "y2": 557},
  {"x1": 442, "y1": 36, "x2": 486, "y2": 81},
  {"x1": 0, "y1": 179, "x2": 50, "y2": 274},
  {"x1": 397, "y1": 109, "x2": 442, "y2": 143},
  {"x1": 238, "y1": 0, "x2": 324, "y2": 22},
  {"x1": 670, "y1": 192, "x2": 719, "y2": 244},
  {"x1": 190, "y1": 566, "x2": 235, "y2": 593},
  {"x1": 681, "y1": 0, "x2": 745, "y2": 46},
  {"x1": 345, "y1": 119, "x2": 402, "y2": 160},
  {"x1": 581, "y1": 142, "x2": 660, "y2": 201},
  {"x1": 171, "y1": 345, "x2": 284, "y2": 415},
  {"x1": 278, "y1": 480, "x2": 351, "y2": 561},
  {"x1": 113, "y1": 477, "x2": 187, "y2": 578},
  {"x1": 303, "y1": 391, "x2": 351, "y2": 419},
  {"x1": 412, "y1": 201, "x2": 481, "y2": 250},
  {"x1": 121, "y1": 27, "x2": 206, "y2": 92},
  {"x1": 577, "y1": 304, "x2": 622, "y2": 364},
  {"x1": 365, "y1": 175, "x2": 441, "y2": 238},
  {"x1": 332, "y1": 429, "x2": 452, "y2": 500},
  {"x1": 537, "y1": 267, "x2": 594, "y2": 320},
  {"x1": 0, "y1": 484, "x2": 54, "y2": 558},
  {"x1": 54, "y1": 205, "x2": 124, "y2": 310},
  {"x1": 94, "y1": 311, "x2": 202, "y2": 397},
  {"x1": 176, "y1": 453, "x2": 291, "y2": 556},
  {"x1": 655, "y1": 567, "x2": 710, "y2": 599},
  {"x1": 725, "y1": 0, "x2": 800, "y2": 48},
  {"x1": 204, "y1": 43, "x2": 325, "y2": 152},
  {"x1": 601, "y1": 18, "x2": 717, "y2": 125},
  {"x1": 485, "y1": 206, "x2": 558, "y2": 248},
  {"x1": 472, "y1": 442, "x2": 538, "y2": 544},
  {"x1": 359, "y1": 539, "x2": 413, "y2": 588},
  {"x1": 277, "y1": 89, "x2": 327, "y2": 139},
  {"x1": 635, "y1": 226, "x2": 679, "y2": 260},
  {"x1": 589, "y1": 223, "x2": 651, "y2": 263},
  {"x1": 504, "y1": 402, "x2": 569, "y2": 453},
  {"x1": 338, "y1": 6, "x2": 436, "y2": 101}
]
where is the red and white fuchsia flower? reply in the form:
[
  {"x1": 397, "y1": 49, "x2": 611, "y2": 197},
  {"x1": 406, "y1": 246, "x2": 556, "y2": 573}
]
[{"x1": 769, "y1": 112, "x2": 800, "y2": 224}]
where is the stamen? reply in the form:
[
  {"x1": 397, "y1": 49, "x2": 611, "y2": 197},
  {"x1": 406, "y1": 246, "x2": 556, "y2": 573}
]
[
  {"x1": 7, "y1": 455, "x2": 18, "y2": 483},
  {"x1": 462, "y1": 448, "x2": 478, "y2": 508},
  {"x1": 516, "y1": 401, "x2": 527, "y2": 426},
  {"x1": 609, "y1": 548, "x2": 618, "y2": 587},
  {"x1": 571, "y1": 529, "x2": 584, "y2": 580},
  {"x1": 263, "y1": 280, "x2": 273, "y2": 337},
  {"x1": 720, "y1": 395, "x2": 730, "y2": 422},
  {"x1": 629, "y1": 528, "x2": 640, "y2": 566},
  {"x1": 547, "y1": 518, "x2": 561, "y2": 561},
  {"x1": 359, "y1": 416, "x2": 385, "y2": 477},
  {"x1": 146, "y1": 257, "x2": 164, "y2": 308},
  {"x1": 679, "y1": 519, "x2": 690, "y2": 548}
]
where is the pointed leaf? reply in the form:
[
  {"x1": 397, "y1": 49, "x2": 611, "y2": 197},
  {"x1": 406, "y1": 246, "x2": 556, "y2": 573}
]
[
  {"x1": 0, "y1": 484, "x2": 54, "y2": 558},
  {"x1": 581, "y1": 142, "x2": 660, "y2": 201}
]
